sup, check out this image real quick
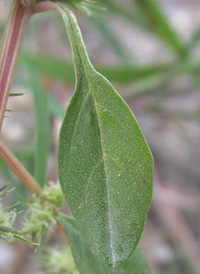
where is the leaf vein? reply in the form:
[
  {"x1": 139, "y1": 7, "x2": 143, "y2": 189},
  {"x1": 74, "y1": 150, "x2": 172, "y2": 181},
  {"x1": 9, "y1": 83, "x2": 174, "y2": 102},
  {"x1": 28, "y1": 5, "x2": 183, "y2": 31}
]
[{"x1": 92, "y1": 94, "x2": 117, "y2": 266}]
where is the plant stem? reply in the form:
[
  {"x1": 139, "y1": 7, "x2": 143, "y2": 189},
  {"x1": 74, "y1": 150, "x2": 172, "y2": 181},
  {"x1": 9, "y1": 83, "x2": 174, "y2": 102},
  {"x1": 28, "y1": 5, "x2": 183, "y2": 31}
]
[
  {"x1": 0, "y1": 138, "x2": 69, "y2": 242},
  {"x1": 0, "y1": 139, "x2": 42, "y2": 194},
  {"x1": 35, "y1": 0, "x2": 62, "y2": 14},
  {"x1": 0, "y1": 0, "x2": 33, "y2": 132},
  {"x1": 0, "y1": 1, "x2": 69, "y2": 242}
]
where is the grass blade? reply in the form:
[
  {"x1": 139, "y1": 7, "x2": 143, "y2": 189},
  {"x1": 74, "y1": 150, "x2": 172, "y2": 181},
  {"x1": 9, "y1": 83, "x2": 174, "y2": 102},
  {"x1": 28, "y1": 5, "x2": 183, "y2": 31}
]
[
  {"x1": 20, "y1": 52, "x2": 164, "y2": 83},
  {"x1": 26, "y1": 63, "x2": 50, "y2": 186}
]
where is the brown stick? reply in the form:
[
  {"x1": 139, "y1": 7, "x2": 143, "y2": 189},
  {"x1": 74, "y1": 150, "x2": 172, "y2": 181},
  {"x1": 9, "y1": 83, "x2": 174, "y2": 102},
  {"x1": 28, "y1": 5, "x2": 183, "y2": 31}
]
[
  {"x1": 0, "y1": 139, "x2": 42, "y2": 194},
  {"x1": 0, "y1": 0, "x2": 68, "y2": 242},
  {"x1": 0, "y1": 138, "x2": 69, "y2": 242},
  {"x1": 0, "y1": 0, "x2": 33, "y2": 132}
]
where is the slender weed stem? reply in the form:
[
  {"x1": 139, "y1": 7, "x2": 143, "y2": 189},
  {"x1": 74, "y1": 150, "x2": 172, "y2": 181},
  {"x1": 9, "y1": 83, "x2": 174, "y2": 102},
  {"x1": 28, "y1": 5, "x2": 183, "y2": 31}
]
[
  {"x1": 0, "y1": 139, "x2": 42, "y2": 194},
  {"x1": 0, "y1": 0, "x2": 33, "y2": 132},
  {"x1": 0, "y1": 138, "x2": 69, "y2": 242}
]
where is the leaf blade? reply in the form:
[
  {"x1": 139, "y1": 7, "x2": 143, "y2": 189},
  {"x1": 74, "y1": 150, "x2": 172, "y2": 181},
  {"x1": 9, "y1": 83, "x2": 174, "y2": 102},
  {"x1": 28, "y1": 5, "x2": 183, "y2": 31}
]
[
  {"x1": 20, "y1": 52, "x2": 163, "y2": 83},
  {"x1": 26, "y1": 63, "x2": 50, "y2": 186},
  {"x1": 58, "y1": 213, "x2": 152, "y2": 274},
  {"x1": 58, "y1": 7, "x2": 153, "y2": 266}
]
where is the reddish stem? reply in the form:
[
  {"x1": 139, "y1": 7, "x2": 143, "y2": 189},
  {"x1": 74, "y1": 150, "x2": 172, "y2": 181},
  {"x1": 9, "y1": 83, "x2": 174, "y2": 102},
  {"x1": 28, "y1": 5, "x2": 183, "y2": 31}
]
[
  {"x1": 0, "y1": 0, "x2": 33, "y2": 132},
  {"x1": 0, "y1": 138, "x2": 42, "y2": 195},
  {"x1": 0, "y1": 0, "x2": 68, "y2": 242}
]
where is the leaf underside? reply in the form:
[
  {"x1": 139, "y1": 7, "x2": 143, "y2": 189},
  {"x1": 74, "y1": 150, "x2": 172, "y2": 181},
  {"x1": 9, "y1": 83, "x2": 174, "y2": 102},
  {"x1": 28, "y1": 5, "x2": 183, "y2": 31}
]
[
  {"x1": 58, "y1": 7, "x2": 153, "y2": 266},
  {"x1": 58, "y1": 214, "x2": 152, "y2": 274}
]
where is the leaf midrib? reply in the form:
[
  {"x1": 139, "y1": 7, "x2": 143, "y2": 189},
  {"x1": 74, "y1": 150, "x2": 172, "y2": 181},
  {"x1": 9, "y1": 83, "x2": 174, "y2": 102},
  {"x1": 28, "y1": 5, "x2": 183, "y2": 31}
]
[
  {"x1": 67, "y1": 11, "x2": 117, "y2": 264},
  {"x1": 91, "y1": 92, "x2": 116, "y2": 266},
  {"x1": 67, "y1": 85, "x2": 117, "y2": 265}
]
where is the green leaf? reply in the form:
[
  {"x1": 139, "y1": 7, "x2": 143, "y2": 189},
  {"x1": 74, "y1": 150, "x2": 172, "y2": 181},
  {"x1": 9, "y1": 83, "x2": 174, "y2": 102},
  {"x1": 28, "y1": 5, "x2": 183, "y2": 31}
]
[
  {"x1": 22, "y1": 53, "x2": 75, "y2": 82},
  {"x1": 26, "y1": 63, "x2": 50, "y2": 186},
  {"x1": 58, "y1": 7, "x2": 153, "y2": 266},
  {"x1": 58, "y1": 213, "x2": 152, "y2": 274},
  {"x1": 9, "y1": 93, "x2": 24, "y2": 97},
  {"x1": 22, "y1": 52, "x2": 163, "y2": 83}
]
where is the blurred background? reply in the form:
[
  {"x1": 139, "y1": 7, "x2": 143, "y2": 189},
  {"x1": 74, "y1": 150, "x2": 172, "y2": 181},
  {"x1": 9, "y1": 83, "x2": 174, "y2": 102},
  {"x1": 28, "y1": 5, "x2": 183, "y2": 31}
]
[{"x1": 0, "y1": 0, "x2": 200, "y2": 273}]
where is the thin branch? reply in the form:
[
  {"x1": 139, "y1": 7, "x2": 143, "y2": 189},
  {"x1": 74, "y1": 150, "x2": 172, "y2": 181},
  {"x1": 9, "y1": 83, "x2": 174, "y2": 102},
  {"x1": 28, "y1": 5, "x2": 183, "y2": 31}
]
[
  {"x1": 0, "y1": 139, "x2": 42, "y2": 194},
  {"x1": 0, "y1": 0, "x2": 33, "y2": 132},
  {"x1": 0, "y1": 0, "x2": 69, "y2": 244},
  {"x1": 0, "y1": 138, "x2": 69, "y2": 242}
]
